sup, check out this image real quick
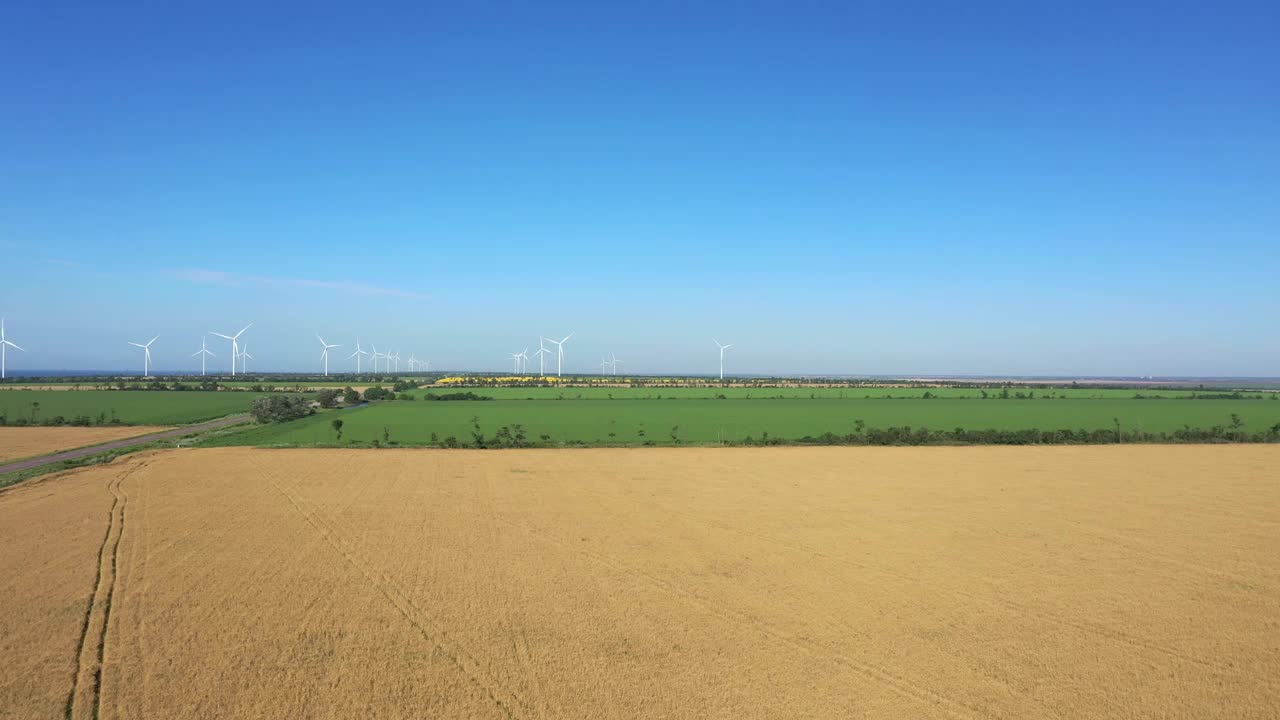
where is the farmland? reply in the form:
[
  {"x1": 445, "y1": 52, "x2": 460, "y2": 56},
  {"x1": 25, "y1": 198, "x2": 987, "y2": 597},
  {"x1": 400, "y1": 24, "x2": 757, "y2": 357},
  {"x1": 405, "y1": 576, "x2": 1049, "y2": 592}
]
[
  {"x1": 409, "y1": 386, "x2": 1234, "y2": 400},
  {"x1": 208, "y1": 396, "x2": 1280, "y2": 447},
  {"x1": 0, "y1": 390, "x2": 272, "y2": 425},
  {"x1": 0, "y1": 426, "x2": 174, "y2": 463},
  {"x1": 2, "y1": 446, "x2": 1277, "y2": 718}
]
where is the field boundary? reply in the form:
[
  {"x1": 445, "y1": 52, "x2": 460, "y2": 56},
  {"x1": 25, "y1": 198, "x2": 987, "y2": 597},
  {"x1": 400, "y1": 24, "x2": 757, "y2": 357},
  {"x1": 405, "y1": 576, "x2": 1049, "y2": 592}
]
[{"x1": 0, "y1": 415, "x2": 251, "y2": 489}]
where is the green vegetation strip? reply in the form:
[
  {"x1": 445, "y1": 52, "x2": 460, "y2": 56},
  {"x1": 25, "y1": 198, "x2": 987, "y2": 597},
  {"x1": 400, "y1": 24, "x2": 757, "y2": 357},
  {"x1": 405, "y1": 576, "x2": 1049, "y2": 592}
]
[
  {"x1": 206, "y1": 398, "x2": 1280, "y2": 448},
  {"x1": 407, "y1": 386, "x2": 1268, "y2": 400},
  {"x1": 0, "y1": 390, "x2": 276, "y2": 426}
]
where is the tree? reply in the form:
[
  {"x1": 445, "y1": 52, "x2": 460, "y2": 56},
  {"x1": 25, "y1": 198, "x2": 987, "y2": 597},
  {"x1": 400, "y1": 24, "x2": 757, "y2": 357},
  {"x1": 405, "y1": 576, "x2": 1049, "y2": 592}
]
[
  {"x1": 343, "y1": 386, "x2": 361, "y2": 404},
  {"x1": 251, "y1": 395, "x2": 311, "y2": 423},
  {"x1": 317, "y1": 389, "x2": 340, "y2": 408},
  {"x1": 331, "y1": 418, "x2": 344, "y2": 441}
]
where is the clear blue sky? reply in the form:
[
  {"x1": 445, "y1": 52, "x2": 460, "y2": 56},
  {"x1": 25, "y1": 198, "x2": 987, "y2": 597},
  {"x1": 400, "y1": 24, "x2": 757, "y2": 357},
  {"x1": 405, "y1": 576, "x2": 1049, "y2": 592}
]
[{"x1": 2, "y1": 1, "x2": 1276, "y2": 376}]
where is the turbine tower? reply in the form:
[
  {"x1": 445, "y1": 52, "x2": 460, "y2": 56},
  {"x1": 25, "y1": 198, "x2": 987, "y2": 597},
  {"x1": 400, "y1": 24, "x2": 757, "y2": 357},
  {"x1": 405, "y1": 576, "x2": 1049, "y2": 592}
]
[
  {"x1": 129, "y1": 335, "x2": 159, "y2": 378},
  {"x1": 348, "y1": 338, "x2": 368, "y2": 373},
  {"x1": 610, "y1": 351, "x2": 622, "y2": 377},
  {"x1": 370, "y1": 344, "x2": 384, "y2": 373},
  {"x1": 545, "y1": 332, "x2": 574, "y2": 377},
  {"x1": 714, "y1": 338, "x2": 733, "y2": 381},
  {"x1": 210, "y1": 323, "x2": 252, "y2": 376},
  {"x1": 534, "y1": 337, "x2": 552, "y2": 376},
  {"x1": 0, "y1": 317, "x2": 25, "y2": 380},
  {"x1": 317, "y1": 334, "x2": 341, "y2": 376},
  {"x1": 190, "y1": 338, "x2": 215, "y2": 376},
  {"x1": 238, "y1": 344, "x2": 253, "y2": 373}
]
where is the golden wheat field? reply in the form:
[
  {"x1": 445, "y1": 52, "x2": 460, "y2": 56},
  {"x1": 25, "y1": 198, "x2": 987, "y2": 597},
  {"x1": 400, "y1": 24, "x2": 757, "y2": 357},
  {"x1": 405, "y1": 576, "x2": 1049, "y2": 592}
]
[
  {"x1": 0, "y1": 426, "x2": 173, "y2": 464},
  {"x1": 1, "y1": 446, "x2": 1278, "y2": 719}
]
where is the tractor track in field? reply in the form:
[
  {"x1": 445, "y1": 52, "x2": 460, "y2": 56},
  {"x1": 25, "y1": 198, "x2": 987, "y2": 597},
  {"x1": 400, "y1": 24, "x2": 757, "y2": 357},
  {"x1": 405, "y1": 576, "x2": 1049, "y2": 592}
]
[
  {"x1": 253, "y1": 455, "x2": 533, "y2": 719},
  {"x1": 64, "y1": 458, "x2": 148, "y2": 720}
]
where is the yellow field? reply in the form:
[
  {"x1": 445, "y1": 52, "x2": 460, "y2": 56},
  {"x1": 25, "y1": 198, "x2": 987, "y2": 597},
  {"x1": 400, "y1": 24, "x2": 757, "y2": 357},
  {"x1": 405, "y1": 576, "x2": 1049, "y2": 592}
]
[
  {"x1": 0, "y1": 426, "x2": 173, "y2": 463},
  {"x1": 1, "y1": 446, "x2": 1277, "y2": 719}
]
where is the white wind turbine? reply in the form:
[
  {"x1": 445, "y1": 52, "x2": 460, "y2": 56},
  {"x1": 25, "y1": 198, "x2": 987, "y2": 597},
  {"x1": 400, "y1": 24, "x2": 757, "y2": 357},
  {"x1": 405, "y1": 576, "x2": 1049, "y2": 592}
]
[
  {"x1": 0, "y1": 317, "x2": 24, "y2": 380},
  {"x1": 599, "y1": 355, "x2": 611, "y2": 375},
  {"x1": 317, "y1": 334, "x2": 341, "y2": 376},
  {"x1": 508, "y1": 350, "x2": 524, "y2": 374},
  {"x1": 390, "y1": 350, "x2": 401, "y2": 373},
  {"x1": 129, "y1": 335, "x2": 159, "y2": 378},
  {"x1": 610, "y1": 351, "x2": 622, "y2": 377},
  {"x1": 534, "y1": 337, "x2": 552, "y2": 376},
  {"x1": 190, "y1": 338, "x2": 215, "y2": 376},
  {"x1": 407, "y1": 353, "x2": 418, "y2": 371},
  {"x1": 348, "y1": 338, "x2": 368, "y2": 373},
  {"x1": 211, "y1": 323, "x2": 252, "y2": 376},
  {"x1": 238, "y1": 344, "x2": 253, "y2": 373},
  {"x1": 714, "y1": 338, "x2": 733, "y2": 381},
  {"x1": 370, "y1": 344, "x2": 384, "y2": 373},
  {"x1": 545, "y1": 332, "x2": 574, "y2": 377}
]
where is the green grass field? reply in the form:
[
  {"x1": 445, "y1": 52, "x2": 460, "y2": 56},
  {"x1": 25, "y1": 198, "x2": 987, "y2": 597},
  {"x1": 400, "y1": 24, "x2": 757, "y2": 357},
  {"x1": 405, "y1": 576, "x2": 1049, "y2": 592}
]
[
  {"x1": 206, "y1": 397, "x2": 1280, "y2": 447},
  {"x1": 0, "y1": 390, "x2": 271, "y2": 425},
  {"x1": 408, "y1": 386, "x2": 1239, "y2": 400}
]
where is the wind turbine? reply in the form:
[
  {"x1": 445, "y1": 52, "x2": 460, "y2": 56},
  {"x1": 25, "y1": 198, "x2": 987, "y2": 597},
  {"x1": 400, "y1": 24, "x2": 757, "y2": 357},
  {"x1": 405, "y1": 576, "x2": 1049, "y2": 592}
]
[
  {"x1": 238, "y1": 344, "x2": 253, "y2": 373},
  {"x1": 129, "y1": 335, "x2": 159, "y2": 378},
  {"x1": 0, "y1": 317, "x2": 24, "y2": 380},
  {"x1": 407, "y1": 353, "x2": 418, "y2": 371},
  {"x1": 545, "y1": 332, "x2": 574, "y2": 377},
  {"x1": 370, "y1": 344, "x2": 384, "y2": 373},
  {"x1": 190, "y1": 338, "x2": 215, "y2": 376},
  {"x1": 348, "y1": 338, "x2": 368, "y2": 373},
  {"x1": 610, "y1": 351, "x2": 622, "y2": 377},
  {"x1": 534, "y1": 337, "x2": 552, "y2": 376},
  {"x1": 211, "y1": 323, "x2": 252, "y2": 376},
  {"x1": 390, "y1": 350, "x2": 401, "y2": 373},
  {"x1": 317, "y1": 334, "x2": 341, "y2": 376},
  {"x1": 714, "y1": 338, "x2": 733, "y2": 381},
  {"x1": 518, "y1": 348, "x2": 529, "y2": 374},
  {"x1": 599, "y1": 355, "x2": 611, "y2": 375}
]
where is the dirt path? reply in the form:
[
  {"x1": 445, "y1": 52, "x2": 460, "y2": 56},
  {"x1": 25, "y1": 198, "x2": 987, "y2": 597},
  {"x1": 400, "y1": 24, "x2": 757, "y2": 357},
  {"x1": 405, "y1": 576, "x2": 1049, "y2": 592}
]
[{"x1": 0, "y1": 415, "x2": 249, "y2": 477}]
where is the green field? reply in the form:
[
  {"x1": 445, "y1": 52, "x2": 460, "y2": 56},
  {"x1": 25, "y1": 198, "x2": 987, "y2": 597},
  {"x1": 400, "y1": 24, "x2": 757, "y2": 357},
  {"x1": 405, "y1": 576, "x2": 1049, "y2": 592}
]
[
  {"x1": 409, "y1": 386, "x2": 1238, "y2": 400},
  {"x1": 0, "y1": 390, "x2": 272, "y2": 425},
  {"x1": 206, "y1": 397, "x2": 1280, "y2": 447}
]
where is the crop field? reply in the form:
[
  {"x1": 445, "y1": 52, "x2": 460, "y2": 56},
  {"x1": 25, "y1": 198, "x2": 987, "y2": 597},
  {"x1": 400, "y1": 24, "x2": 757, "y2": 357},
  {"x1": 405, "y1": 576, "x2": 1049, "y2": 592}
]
[
  {"x1": 0, "y1": 426, "x2": 174, "y2": 463},
  {"x1": 410, "y1": 386, "x2": 1225, "y2": 400},
  {"x1": 0, "y1": 390, "x2": 272, "y2": 425},
  {"x1": 208, "y1": 397, "x2": 1280, "y2": 447},
  {"x1": 1, "y1": 445, "x2": 1277, "y2": 718}
]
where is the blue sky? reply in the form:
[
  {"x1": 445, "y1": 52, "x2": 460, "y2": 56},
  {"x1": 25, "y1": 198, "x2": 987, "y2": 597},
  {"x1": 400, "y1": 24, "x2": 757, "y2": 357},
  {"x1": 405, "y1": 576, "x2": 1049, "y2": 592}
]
[{"x1": 1, "y1": 1, "x2": 1277, "y2": 376}]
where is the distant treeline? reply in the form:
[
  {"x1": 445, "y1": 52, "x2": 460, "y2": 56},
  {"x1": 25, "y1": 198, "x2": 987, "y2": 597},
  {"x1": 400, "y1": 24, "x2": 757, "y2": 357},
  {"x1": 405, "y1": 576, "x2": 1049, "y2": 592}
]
[
  {"x1": 422, "y1": 392, "x2": 493, "y2": 401},
  {"x1": 313, "y1": 421, "x2": 1280, "y2": 450},
  {"x1": 0, "y1": 411, "x2": 123, "y2": 427}
]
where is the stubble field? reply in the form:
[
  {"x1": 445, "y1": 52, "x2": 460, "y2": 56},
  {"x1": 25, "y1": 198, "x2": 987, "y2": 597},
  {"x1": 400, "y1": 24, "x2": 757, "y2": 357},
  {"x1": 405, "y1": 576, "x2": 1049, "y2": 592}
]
[{"x1": 1, "y1": 446, "x2": 1277, "y2": 719}]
